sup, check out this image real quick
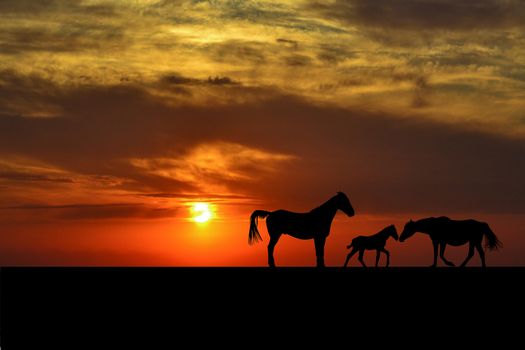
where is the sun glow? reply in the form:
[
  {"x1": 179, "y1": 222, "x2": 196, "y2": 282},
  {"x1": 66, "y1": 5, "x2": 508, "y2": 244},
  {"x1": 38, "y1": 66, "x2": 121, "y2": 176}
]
[{"x1": 191, "y1": 202, "x2": 212, "y2": 223}]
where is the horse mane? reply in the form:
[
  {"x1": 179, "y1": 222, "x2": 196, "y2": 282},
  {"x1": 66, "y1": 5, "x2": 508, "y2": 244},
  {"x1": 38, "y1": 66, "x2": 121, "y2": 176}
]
[
  {"x1": 309, "y1": 193, "x2": 340, "y2": 213},
  {"x1": 377, "y1": 225, "x2": 395, "y2": 235},
  {"x1": 417, "y1": 216, "x2": 450, "y2": 224}
]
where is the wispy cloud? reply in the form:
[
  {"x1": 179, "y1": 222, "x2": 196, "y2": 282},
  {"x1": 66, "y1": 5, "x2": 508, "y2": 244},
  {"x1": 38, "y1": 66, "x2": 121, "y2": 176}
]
[
  {"x1": 2, "y1": 202, "x2": 178, "y2": 220},
  {"x1": 1, "y1": 0, "x2": 524, "y2": 219},
  {"x1": 130, "y1": 142, "x2": 296, "y2": 194}
]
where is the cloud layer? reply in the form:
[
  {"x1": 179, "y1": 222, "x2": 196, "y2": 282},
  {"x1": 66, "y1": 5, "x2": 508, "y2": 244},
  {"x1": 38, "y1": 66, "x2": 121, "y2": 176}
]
[{"x1": 0, "y1": 1, "x2": 524, "y2": 267}]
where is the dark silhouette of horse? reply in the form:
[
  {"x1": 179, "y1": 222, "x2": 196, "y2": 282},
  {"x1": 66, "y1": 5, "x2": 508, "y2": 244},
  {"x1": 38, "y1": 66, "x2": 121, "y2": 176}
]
[
  {"x1": 343, "y1": 225, "x2": 398, "y2": 268},
  {"x1": 249, "y1": 192, "x2": 355, "y2": 267},
  {"x1": 399, "y1": 217, "x2": 502, "y2": 267}
]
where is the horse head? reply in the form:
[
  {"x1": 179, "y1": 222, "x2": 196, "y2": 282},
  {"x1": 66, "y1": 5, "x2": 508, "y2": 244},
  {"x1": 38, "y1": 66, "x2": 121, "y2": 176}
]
[
  {"x1": 336, "y1": 192, "x2": 355, "y2": 217},
  {"x1": 388, "y1": 225, "x2": 399, "y2": 241},
  {"x1": 399, "y1": 220, "x2": 416, "y2": 242}
]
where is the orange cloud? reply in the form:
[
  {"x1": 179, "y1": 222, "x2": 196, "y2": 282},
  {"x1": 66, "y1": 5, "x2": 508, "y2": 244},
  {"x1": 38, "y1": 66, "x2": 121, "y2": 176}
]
[{"x1": 130, "y1": 142, "x2": 296, "y2": 193}]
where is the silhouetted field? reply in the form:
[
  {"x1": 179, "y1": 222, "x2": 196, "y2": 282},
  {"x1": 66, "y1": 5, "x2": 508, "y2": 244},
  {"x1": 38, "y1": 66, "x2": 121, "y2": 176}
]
[{"x1": 2, "y1": 267, "x2": 523, "y2": 347}]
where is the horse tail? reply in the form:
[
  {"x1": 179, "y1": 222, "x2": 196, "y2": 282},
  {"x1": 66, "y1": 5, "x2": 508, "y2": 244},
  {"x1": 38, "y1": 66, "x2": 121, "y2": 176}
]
[
  {"x1": 249, "y1": 210, "x2": 270, "y2": 245},
  {"x1": 346, "y1": 242, "x2": 353, "y2": 249},
  {"x1": 483, "y1": 223, "x2": 502, "y2": 251}
]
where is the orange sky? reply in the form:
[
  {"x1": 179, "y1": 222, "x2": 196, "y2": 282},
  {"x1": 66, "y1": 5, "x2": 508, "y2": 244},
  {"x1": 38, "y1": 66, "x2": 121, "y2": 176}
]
[{"x1": 1, "y1": 0, "x2": 524, "y2": 266}]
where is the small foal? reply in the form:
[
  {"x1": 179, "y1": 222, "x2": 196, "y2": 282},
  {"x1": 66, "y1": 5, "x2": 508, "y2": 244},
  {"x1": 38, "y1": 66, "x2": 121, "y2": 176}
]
[{"x1": 343, "y1": 225, "x2": 398, "y2": 267}]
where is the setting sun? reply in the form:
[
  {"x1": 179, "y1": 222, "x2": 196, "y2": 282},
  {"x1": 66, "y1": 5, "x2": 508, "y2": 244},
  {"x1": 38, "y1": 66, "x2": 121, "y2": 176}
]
[{"x1": 191, "y1": 203, "x2": 212, "y2": 223}]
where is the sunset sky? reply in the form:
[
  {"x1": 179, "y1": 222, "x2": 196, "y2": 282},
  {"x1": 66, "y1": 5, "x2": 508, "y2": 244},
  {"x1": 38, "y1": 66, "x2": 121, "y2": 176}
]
[{"x1": 1, "y1": 0, "x2": 524, "y2": 266}]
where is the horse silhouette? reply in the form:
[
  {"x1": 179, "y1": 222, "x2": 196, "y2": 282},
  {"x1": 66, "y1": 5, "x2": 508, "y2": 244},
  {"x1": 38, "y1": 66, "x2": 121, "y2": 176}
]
[
  {"x1": 399, "y1": 217, "x2": 502, "y2": 267},
  {"x1": 249, "y1": 192, "x2": 355, "y2": 267},
  {"x1": 343, "y1": 225, "x2": 398, "y2": 268}
]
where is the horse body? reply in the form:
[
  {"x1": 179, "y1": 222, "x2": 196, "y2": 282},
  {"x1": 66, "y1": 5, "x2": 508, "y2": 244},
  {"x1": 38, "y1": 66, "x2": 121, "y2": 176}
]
[
  {"x1": 421, "y1": 218, "x2": 484, "y2": 246},
  {"x1": 400, "y1": 216, "x2": 502, "y2": 267},
  {"x1": 266, "y1": 210, "x2": 332, "y2": 240},
  {"x1": 249, "y1": 192, "x2": 355, "y2": 267},
  {"x1": 344, "y1": 225, "x2": 398, "y2": 267}
]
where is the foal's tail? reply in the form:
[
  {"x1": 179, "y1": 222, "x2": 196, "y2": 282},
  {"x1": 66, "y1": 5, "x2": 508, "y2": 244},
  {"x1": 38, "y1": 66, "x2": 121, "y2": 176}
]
[
  {"x1": 483, "y1": 223, "x2": 502, "y2": 251},
  {"x1": 249, "y1": 210, "x2": 270, "y2": 245}
]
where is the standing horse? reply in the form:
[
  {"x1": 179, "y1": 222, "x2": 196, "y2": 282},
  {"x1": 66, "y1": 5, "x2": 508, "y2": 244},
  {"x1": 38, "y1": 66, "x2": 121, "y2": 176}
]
[
  {"x1": 399, "y1": 217, "x2": 502, "y2": 267},
  {"x1": 343, "y1": 225, "x2": 398, "y2": 268},
  {"x1": 249, "y1": 192, "x2": 355, "y2": 267}
]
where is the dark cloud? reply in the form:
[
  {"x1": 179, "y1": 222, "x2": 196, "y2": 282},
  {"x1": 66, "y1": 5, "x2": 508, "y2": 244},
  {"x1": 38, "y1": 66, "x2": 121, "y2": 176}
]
[
  {"x1": 161, "y1": 74, "x2": 199, "y2": 85},
  {"x1": 0, "y1": 248, "x2": 177, "y2": 266},
  {"x1": 316, "y1": 45, "x2": 357, "y2": 64},
  {"x1": 276, "y1": 38, "x2": 298, "y2": 49},
  {"x1": 141, "y1": 193, "x2": 253, "y2": 200},
  {"x1": 285, "y1": 54, "x2": 312, "y2": 66},
  {"x1": 0, "y1": 22, "x2": 125, "y2": 55},
  {"x1": 218, "y1": 1, "x2": 344, "y2": 33},
  {"x1": 206, "y1": 40, "x2": 267, "y2": 64},
  {"x1": 0, "y1": 171, "x2": 73, "y2": 183},
  {"x1": 160, "y1": 73, "x2": 239, "y2": 86},
  {"x1": 411, "y1": 75, "x2": 431, "y2": 108},
  {"x1": 0, "y1": 0, "x2": 116, "y2": 16},
  {"x1": 206, "y1": 76, "x2": 238, "y2": 85},
  {"x1": 0, "y1": 1, "x2": 124, "y2": 56},
  {"x1": 0, "y1": 72, "x2": 524, "y2": 214},
  {"x1": 4, "y1": 203, "x2": 178, "y2": 220},
  {"x1": 311, "y1": 0, "x2": 525, "y2": 30},
  {"x1": 0, "y1": 70, "x2": 65, "y2": 117}
]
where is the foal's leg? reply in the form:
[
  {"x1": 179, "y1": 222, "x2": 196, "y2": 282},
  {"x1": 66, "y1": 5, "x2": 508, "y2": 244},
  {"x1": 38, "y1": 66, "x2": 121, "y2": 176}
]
[
  {"x1": 375, "y1": 250, "x2": 380, "y2": 267},
  {"x1": 460, "y1": 242, "x2": 475, "y2": 267},
  {"x1": 344, "y1": 248, "x2": 358, "y2": 267},
  {"x1": 358, "y1": 250, "x2": 367, "y2": 267},
  {"x1": 430, "y1": 240, "x2": 438, "y2": 267},
  {"x1": 267, "y1": 234, "x2": 281, "y2": 268},
  {"x1": 314, "y1": 237, "x2": 326, "y2": 268},
  {"x1": 475, "y1": 242, "x2": 486, "y2": 268},
  {"x1": 380, "y1": 248, "x2": 390, "y2": 267},
  {"x1": 439, "y1": 243, "x2": 456, "y2": 267}
]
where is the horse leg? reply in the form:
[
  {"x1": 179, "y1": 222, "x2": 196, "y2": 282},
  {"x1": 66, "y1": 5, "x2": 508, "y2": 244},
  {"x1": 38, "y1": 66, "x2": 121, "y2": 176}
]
[
  {"x1": 358, "y1": 250, "x2": 367, "y2": 267},
  {"x1": 430, "y1": 240, "x2": 438, "y2": 267},
  {"x1": 267, "y1": 234, "x2": 281, "y2": 268},
  {"x1": 343, "y1": 248, "x2": 358, "y2": 267},
  {"x1": 375, "y1": 250, "x2": 380, "y2": 267},
  {"x1": 439, "y1": 243, "x2": 456, "y2": 267},
  {"x1": 314, "y1": 237, "x2": 326, "y2": 267},
  {"x1": 381, "y1": 248, "x2": 390, "y2": 267},
  {"x1": 475, "y1": 242, "x2": 486, "y2": 268},
  {"x1": 460, "y1": 242, "x2": 475, "y2": 267}
]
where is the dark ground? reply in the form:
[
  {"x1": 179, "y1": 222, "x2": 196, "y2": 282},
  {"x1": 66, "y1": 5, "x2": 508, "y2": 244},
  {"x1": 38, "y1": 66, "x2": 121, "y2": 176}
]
[{"x1": 2, "y1": 267, "x2": 523, "y2": 347}]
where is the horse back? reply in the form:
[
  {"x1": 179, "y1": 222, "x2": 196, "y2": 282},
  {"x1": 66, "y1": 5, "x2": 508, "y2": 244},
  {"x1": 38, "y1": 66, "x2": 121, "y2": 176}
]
[
  {"x1": 443, "y1": 218, "x2": 486, "y2": 230},
  {"x1": 266, "y1": 209, "x2": 321, "y2": 238},
  {"x1": 351, "y1": 235, "x2": 386, "y2": 250},
  {"x1": 427, "y1": 218, "x2": 486, "y2": 245}
]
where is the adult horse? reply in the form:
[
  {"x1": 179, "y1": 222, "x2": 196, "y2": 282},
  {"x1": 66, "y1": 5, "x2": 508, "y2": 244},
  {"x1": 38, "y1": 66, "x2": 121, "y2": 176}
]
[
  {"x1": 249, "y1": 192, "x2": 355, "y2": 267},
  {"x1": 399, "y1": 217, "x2": 502, "y2": 267}
]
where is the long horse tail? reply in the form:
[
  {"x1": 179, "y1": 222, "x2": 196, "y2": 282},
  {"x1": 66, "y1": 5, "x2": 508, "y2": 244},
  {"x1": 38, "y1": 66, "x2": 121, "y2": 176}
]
[
  {"x1": 249, "y1": 210, "x2": 270, "y2": 245},
  {"x1": 346, "y1": 242, "x2": 353, "y2": 249},
  {"x1": 483, "y1": 223, "x2": 502, "y2": 251}
]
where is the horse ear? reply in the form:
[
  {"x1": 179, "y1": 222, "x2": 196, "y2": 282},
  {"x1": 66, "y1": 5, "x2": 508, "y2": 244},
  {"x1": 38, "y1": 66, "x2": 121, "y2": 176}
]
[{"x1": 409, "y1": 219, "x2": 413, "y2": 223}]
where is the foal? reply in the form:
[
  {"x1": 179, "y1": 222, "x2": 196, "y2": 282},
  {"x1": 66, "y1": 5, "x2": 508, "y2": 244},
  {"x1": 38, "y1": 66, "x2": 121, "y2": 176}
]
[{"x1": 343, "y1": 225, "x2": 398, "y2": 267}]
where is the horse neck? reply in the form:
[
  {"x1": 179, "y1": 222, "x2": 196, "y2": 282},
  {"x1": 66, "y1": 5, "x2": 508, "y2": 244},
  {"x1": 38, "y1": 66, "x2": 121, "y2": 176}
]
[
  {"x1": 311, "y1": 197, "x2": 339, "y2": 220},
  {"x1": 376, "y1": 228, "x2": 392, "y2": 241},
  {"x1": 414, "y1": 220, "x2": 432, "y2": 235}
]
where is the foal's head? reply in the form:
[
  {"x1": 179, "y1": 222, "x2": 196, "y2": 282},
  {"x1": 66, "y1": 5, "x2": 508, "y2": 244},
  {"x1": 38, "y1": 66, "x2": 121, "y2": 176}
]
[{"x1": 386, "y1": 225, "x2": 399, "y2": 241}]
